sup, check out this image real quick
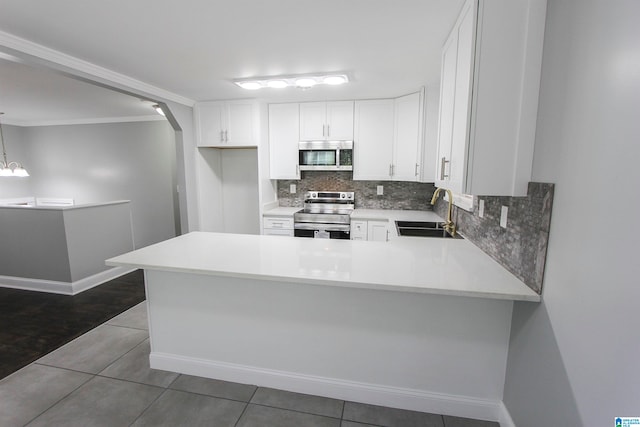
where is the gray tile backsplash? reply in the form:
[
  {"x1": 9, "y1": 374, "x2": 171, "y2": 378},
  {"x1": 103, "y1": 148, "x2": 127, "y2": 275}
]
[
  {"x1": 434, "y1": 182, "x2": 554, "y2": 294},
  {"x1": 277, "y1": 173, "x2": 553, "y2": 295},
  {"x1": 277, "y1": 171, "x2": 437, "y2": 210}
]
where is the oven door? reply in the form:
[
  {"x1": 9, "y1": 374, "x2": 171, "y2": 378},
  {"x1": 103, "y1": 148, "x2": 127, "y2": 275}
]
[{"x1": 294, "y1": 223, "x2": 351, "y2": 239}]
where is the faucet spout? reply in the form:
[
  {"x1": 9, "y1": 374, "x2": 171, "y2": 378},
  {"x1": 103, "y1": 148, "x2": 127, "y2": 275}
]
[{"x1": 430, "y1": 187, "x2": 456, "y2": 236}]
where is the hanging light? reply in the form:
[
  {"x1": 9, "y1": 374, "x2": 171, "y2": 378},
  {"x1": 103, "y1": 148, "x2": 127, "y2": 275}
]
[{"x1": 0, "y1": 113, "x2": 29, "y2": 178}]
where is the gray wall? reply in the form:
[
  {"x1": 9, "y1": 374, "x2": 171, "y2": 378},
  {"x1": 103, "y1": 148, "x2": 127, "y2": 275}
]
[
  {"x1": 2, "y1": 121, "x2": 177, "y2": 249},
  {"x1": 503, "y1": 1, "x2": 640, "y2": 426}
]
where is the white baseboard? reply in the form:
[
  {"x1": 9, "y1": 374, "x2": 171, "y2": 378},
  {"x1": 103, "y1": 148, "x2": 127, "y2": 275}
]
[
  {"x1": 0, "y1": 266, "x2": 137, "y2": 295},
  {"x1": 151, "y1": 352, "x2": 501, "y2": 422},
  {"x1": 498, "y1": 401, "x2": 517, "y2": 427}
]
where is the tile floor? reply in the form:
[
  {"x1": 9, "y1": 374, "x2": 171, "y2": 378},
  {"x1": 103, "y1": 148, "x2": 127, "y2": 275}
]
[
  {"x1": 0, "y1": 300, "x2": 499, "y2": 427},
  {"x1": 0, "y1": 270, "x2": 146, "y2": 379}
]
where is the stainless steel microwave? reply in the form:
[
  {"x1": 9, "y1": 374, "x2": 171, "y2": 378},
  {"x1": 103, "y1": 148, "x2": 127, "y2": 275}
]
[{"x1": 298, "y1": 141, "x2": 353, "y2": 171}]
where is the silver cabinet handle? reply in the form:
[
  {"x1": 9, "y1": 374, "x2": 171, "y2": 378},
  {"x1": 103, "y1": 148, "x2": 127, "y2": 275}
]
[
  {"x1": 224, "y1": 130, "x2": 228, "y2": 142},
  {"x1": 220, "y1": 130, "x2": 224, "y2": 142},
  {"x1": 389, "y1": 164, "x2": 393, "y2": 177},
  {"x1": 296, "y1": 164, "x2": 300, "y2": 177},
  {"x1": 440, "y1": 157, "x2": 450, "y2": 180},
  {"x1": 322, "y1": 124, "x2": 326, "y2": 137},
  {"x1": 327, "y1": 124, "x2": 330, "y2": 137}
]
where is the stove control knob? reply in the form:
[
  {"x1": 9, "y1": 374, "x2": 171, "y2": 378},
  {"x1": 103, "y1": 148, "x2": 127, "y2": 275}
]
[
  {"x1": 347, "y1": 194, "x2": 353, "y2": 199},
  {"x1": 311, "y1": 192, "x2": 317, "y2": 198},
  {"x1": 341, "y1": 194, "x2": 346, "y2": 198}
]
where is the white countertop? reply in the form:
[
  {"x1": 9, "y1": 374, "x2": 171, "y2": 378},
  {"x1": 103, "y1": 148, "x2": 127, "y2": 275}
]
[
  {"x1": 0, "y1": 200, "x2": 130, "y2": 211},
  {"x1": 262, "y1": 206, "x2": 302, "y2": 216},
  {"x1": 350, "y1": 208, "x2": 441, "y2": 222},
  {"x1": 107, "y1": 231, "x2": 540, "y2": 302}
]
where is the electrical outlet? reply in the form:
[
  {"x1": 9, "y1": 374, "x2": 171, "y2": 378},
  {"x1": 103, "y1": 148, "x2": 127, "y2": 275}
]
[
  {"x1": 478, "y1": 199, "x2": 485, "y2": 218},
  {"x1": 500, "y1": 206, "x2": 508, "y2": 228},
  {"x1": 377, "y1": 185, "x2": 384, "y2": 196},
  {"x1": 289, "y1": 184, "x2": 296, "y2": 194}
]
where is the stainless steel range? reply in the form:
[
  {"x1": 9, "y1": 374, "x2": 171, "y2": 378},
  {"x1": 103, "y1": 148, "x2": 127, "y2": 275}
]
[{"x1": 294, "y1": 191, "x2": 354, "y2": 239}]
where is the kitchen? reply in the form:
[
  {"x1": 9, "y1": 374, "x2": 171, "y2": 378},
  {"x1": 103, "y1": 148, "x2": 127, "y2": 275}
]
[{"x1": 0, "y1": 1, "x2": 639, "y2": 426}]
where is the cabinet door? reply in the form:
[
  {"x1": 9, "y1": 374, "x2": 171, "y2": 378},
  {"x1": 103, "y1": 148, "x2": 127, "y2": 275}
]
[
  {"x1": 353, "y1": 100, "x2": 395, "y2": 180},
  {"x1": 350, "y1": 220, "x2": 368, "y2": 240},
  {"x1": 299, "y1": 102, "x2": 327, "y2": 140},
  {"x1": 226, "y1": 101, "x2": 255, "y2": 146},
  {"x1": 367, "y1": 220, "x2": 388, "y2": 242},
  {"x1": 393, "y1": 92, "x2": 422, "y2": 181},
  {"x1": 196, "y1": 102, "x2": 224, "y2": 147},
  {"x1": 448, "y1": 2, "x2": 475, "y2": 194},
  {"x1": 326, "y1": 101, "x2": 354, "y2": 140},
  {"x1": 435, "y1": 30, "x2": 458, "y2": 188},
  {"x1": 268, "y1": 104, "x2": 300, "y2": 179}
]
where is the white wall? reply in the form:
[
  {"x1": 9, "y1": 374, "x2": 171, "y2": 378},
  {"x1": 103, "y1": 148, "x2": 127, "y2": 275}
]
[
  {"x1": 503, "y1": 1, "x2": 640, "y2": 425},
  {"x1": 18, "y1": 121, "x2": 177, "y2": 249},
  {"x1": 196, "y1": 147, "x2": 260, "y2": 234},
  {"x1": 221, "y1": 148, "x2": 260, "y2": 234}
]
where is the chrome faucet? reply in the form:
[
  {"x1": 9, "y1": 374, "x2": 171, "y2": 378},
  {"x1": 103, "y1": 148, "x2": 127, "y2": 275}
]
[{"x1": 430, "y1": 187, "x2": 456, "y2": 236}]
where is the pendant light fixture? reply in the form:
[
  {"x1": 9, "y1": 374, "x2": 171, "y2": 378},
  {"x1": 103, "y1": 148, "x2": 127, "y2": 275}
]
[{"x1": 0, "y1": 113, "x2": 29, "y2": 177}]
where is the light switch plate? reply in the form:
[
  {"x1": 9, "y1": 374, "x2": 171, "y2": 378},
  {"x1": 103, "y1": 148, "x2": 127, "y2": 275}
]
[
  {"x1": 377, "y1": 185, "x2": 384, "y2": 196},
  {"x1": 290, "y1": 184, "x2": 296, "y2": 194},
  {"x1": 500, "y1": 206, "x2": 508, "y2": 228},
  {"x1": 478, "y1": 199, "x2": 485, "y2": 218}
]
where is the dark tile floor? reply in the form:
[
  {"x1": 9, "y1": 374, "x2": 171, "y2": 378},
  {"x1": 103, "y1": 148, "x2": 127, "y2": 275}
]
[{"x1": 0, "y1": 270, "x2": 146, "y2": 379}]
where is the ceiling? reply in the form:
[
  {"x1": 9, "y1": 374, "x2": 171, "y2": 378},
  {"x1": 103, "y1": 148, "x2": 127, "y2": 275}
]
[{"x1": 0, "y1": 0, "x2": 464, "y2": 125}]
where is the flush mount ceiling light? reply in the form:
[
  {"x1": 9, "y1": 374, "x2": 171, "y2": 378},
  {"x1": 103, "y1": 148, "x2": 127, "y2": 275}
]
[
  {"x1": 0, "y1": 113, "x2": 29, "y2": 178},
  {"x1": 234, "y1": 73, "x2": 349, "y2": 90}
]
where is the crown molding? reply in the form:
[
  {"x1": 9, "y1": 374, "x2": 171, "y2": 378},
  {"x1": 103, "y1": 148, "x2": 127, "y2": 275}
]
[
  {"x1": 0, "y1": 30, "x2": 195, "y2": 107},
  {"x1": 3, "y1": 115, "x2": 167, "y2": 127}
]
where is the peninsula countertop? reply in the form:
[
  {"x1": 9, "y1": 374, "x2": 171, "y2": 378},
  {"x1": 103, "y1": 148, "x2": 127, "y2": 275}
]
[{"x1": 107, "y1": 231, "x2": 540, "y2": 302}]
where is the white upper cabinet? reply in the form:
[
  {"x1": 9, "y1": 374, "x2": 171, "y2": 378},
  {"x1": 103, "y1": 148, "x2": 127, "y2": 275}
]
[
  {"x1": 354, "y1": 90, "x2": 426, "y2": 181},
  {"x1": 195, "y1": 100, "x2": 256, "y2": 147},
  {"x1": 393, "y1": 91, "x2": 424, "y2": 181},
  {"x1": 434, "y1": 0, "x2": 546, "y2": 196},
  {"x1": 299, "y1": 101, "x2": 354, "y2": 141},
  {"x1": 268, "y1": 103, "x2": 300, "y2": 180},
  {"x1": 353, "y1": 99, "x2": 395, "y2": 180}
]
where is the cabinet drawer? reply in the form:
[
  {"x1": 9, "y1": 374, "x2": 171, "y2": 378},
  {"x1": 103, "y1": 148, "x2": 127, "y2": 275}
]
[
  {"x1": 350, "y1": 220, "x2": 368, "y2": 240},
  {"x1": 263, "y1": 217, "x2": 294, "y2": 230}
]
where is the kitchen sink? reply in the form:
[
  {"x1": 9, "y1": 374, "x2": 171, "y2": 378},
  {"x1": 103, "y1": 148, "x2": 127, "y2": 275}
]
[{"x1": 395, "y1": 221, "x2": 462, "y2": 239}]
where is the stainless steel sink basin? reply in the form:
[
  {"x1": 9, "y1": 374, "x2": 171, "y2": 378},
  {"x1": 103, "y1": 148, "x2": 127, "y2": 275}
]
[{"x1": 395, "y1": 221, "x2": 462, "y2": 239}]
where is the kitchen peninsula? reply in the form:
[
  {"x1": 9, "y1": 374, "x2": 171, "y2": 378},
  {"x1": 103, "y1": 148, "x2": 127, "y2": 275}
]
[
  {"x1": 0, "y1": 200, "x2": 134, "y2": 295},
  {"x1": 108, "y1": 230, "x2": 537, "y2": 422}
]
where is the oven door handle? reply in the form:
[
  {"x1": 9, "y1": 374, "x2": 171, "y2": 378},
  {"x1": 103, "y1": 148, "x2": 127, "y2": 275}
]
[{"x1": 294, "y1": 223, "x2": 351, "y2": 232}]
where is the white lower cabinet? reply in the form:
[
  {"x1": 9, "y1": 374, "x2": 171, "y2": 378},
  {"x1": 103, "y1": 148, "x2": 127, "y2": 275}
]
[
  {"x1": 351, "y1": 219, "x2": 389, "y2": 241},
  {"x1": 263, "y1": 216, "x2": 294, "y2": 237},
  {"x1": 350, "y1": 220, "x2": 368, "y2": 240},
  {"x1": 368, "y1": 220, "x2": 389, "y2": 242}
]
